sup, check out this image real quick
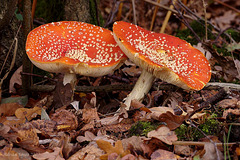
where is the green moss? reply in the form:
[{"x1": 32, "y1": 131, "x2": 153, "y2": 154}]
[
  {"x1": 225, "y1": 29, "x2": 240, "y2": 42},
  {"x1": 175, "y1": 114, "x2": 221, "y2": 141},
  {"x1": 175, "y1": 20, "x2": 215, "y2": 45},
  {"x1": 129, "y1": 121, "x2": 159, "y2": 136}
]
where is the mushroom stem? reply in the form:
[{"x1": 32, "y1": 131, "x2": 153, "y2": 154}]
[
  {"x1": 63, "y1": 73, "x2": 77, "y2": 89},
  {"x1": 124, "y1": 69, "x2": 155, "y2": 110}
]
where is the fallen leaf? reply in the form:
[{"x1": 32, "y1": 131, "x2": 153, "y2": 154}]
[
  {"x1": 9, "y1": 66, "x2": 22, "y2": 94},
  {"x1": 121, "y1": 136, "x2": 144, "y2": 151},
  {"x1": 0, "y1": 144, "x2": 20, "y2": 160},
  {"x1": 76, "y1": 131, "x2": 96, "y2": 143},
  {"x1": 15, "y1": 107, "x2": 41, "y2": 121},
  {"x1": 174, "y1": 145, "x2": 192, "y2": 156},
  {"x1": 149, "y1": 107, "x2": 174, "y2": 120},
  {"x1": 33, "y1": 147, "x2": 64, "y2": 160},
  {"x1": 12, "y1": 147, "x2": 31, "y2": 160},
  {"x1": 202, "y1": 143, "x2": 223, "y2": 160},
  {"x1": 68, "y1": 144, "x2": 104, "y2": 160},
  {"x1": 147, "y1": 126, "x2": 178, "y2": 145},
  {"x1": 150, "y1": 149, "x2": 179, "y2": 160},
  {"x1": 31, "y1": 120, "x2": 57, "y2": 137},
  {"x1": 121, "y1": 154, "x2": 136, "y2": 160},
  {"x1": 158, "y1": 111, "x2": 186, "y2": 130},
  {"x1": 0, "y1": 103, "x2": 23, "y2": 116},
  {"x1": 52, "y1": 76, "x2": 73, "y2": 109},
  {"x1": 216, "y1": 98, "x2": 238, "y2": 109},
  {"x1": 222, "y1": 108, "x2": 240, "y2": 119},
  {"x1": 51, "y1": 109, "x2": 78, "y2": 131},
  {"x1": 82, "y1": 108, "x2": 100, "y2": 123},
  {"x1": 122, "y1": 66, "x2": 141, "y2": 77},
  {"x1": 96, "y1": 140, "x2": 130, "y2": 160}
]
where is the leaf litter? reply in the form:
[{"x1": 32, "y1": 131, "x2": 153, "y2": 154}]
[{"x1": 1, "y1": 0, "x2": 240, "y2": 159}]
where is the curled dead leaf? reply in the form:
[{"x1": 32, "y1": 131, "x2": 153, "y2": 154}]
[{"x1": 147, "y1": 126, "x2": 178, "y2": 145}]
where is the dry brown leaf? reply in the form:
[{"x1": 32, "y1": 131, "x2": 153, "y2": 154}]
[
  {"x1": 202, "y1": 143, "x2": 223, "y2": 160},
  {"x1": 81, "y1": 108, "x2": 100, "y2": 123},
  {"x1": 174, "y1": 145, "x2": 192, "y2": 156},
  {"x1": 51, "y1": 109, "x2": 78, "y2": 131},
  {"x1": 214, "y1": 10, "x2": 236, "y2": 29},
  {"x1": 96, "y1": 140, "x2": 130, "y2": 160},
  {"x1": 15, "y1": 107, "x2": 41, "y2": 121},
  {"x1": 0, "y1": 123, "x2": 10, "y2": 135},
  {"x1": 49, "y1": 132, "x2": 74, "y2": 159},
  {"x1": 33, "y1": 147, "x2": 64, "y2": 160},
  {"x1": 31, "y1": 119, "x2": 57, "y2": 137},
  {"x1": 122, "y1": 66, "x2": 141, "y2": 77},
  {"x1": 0, "y1": 144, "x2": 20, "y2": 160},
  {"x1": 130, "y1": 99, "x2": 145, "y2": 110},
  {"x1": 121, "y1": 154, "x2": 136, "y2": 160},
  {"x1": 76, "y1": 131, "x2": 96, "y2": 142},
  {"x1": 0, "y1": 103, "x2": 23, "y2": 117},
  {"x1": 158, "y1": 111, "x2": 186, "y2": 130},
  {"x1": 9, "y1": 66, "x2": 22, "y2": 94},
  {"x1": 149, "y1": 107, "x2": 174, "y2": 120},
  {"x1": 121, "y1": 136, "x2": 144, "y2": 152},
  {"x1": 147, "y1": 126, "x2": 178, "y2": 145},
  {"x1": 2, "y1": 123, "x2": 45, "y2": 153},
  {"x1": 150, "y1": 149, "x2": 179, "y2": 160},
  {"x1": 223, "y1": 108, "x2": 240, "y2": 119},
  {"x1": 12, "y1": 148, "x2": 31, "y2": 160},
  {"x1": 68, "y1": 144, "x2": 104, "y2": 160},
  {"x1": 216, "y1": 98, "x2": 238, "y2": 109}
]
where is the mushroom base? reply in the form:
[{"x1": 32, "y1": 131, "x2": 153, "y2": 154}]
[{"x1": 124, "y1": 69, "x2": 155, "y2": 110}]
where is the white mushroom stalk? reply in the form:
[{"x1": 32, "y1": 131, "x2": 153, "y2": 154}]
[
  {"x1": 113, "y1": 21, "x2": 211, "y2": 110},
  {"x1": 123, "y1": 69, "x2": 155, "y2": 108}
]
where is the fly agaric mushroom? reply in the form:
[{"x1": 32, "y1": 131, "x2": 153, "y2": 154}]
[
  {"x1": 26, "y1": 21, "x2": 127, "y2": 88},
  {"x1": 113, "y1": 21, "x2": 211, "y2": 110}
]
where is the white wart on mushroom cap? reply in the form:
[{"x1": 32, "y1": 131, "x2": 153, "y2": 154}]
[
  {"x1": 26, "y1": 21, "x2": 127, "y2": 77},
  {"x1": 113, "y1": 21, "x2": 211, "y2": 90}
]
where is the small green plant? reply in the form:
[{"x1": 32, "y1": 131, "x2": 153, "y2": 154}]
[
  {"x1": 129, "y1": 121, "x2": 159, "y2": 137},
  {"x1": 175, "y1": 113, "x2": 221, "y2": 141}
]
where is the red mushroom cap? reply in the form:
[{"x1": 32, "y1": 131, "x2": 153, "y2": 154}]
[
  {"x1": 113, "y1": 21, "x2": 211, "y2": 90},
  {"x1": 26, "y1": 21, "x2": 127, "y2": 77}
]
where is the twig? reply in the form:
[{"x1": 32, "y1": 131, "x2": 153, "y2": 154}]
[
  {"x1": 201, "y1": 0, "x2": 208, "y2": 40},
  {"x1": 176, "y1": 0, "x2": 234, "y2": 42},
  {"x1": 172, "y1": 1, "x2": 202, "y2": 43},
  {"x1": 143, "y1": 0, "x2": 194, "y2": 20},
  {"x1": 0, "y1": 38, "x2": 18, "y2": 88},
  {"x1": 31, "y1": 0, "x2": 37, "y2": 24},
  {"x1": 131, "y1": 0, "x2": 137, "y2": 24},
  {"x1": 149, "y1": 0, "x2": 161, "y2": 31},
  {"x1": 172, "y1": 141, "x2": 236, "y2": 146},
  {"x1": 213, "y1": 0, "x2": 240, "y2": 14},
  {"x1": 20, "y1": 72, "x2": 57, "y2": 82},
  {"x1": 104, "y1": 0, "x2": 122, "y2": 28},
  {"x1": 29, "y1": 82, "x2": 240, "y2": 93},
  {"x1": 187, "y1": 88, "x2": 227, "y2": 119},
  {"x1": 189, "y1": 120, "x2": 222, "y2": 160},
  {"x1": 31, "y1": 84, "x2": 134, "y2": 92},
  {"x1": 159, "y1": 0, "x2": 176, "y2": 33},
  {"x1": 116, "y1": 1, "x2": 124, "y2": 20}
]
